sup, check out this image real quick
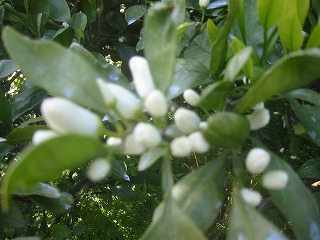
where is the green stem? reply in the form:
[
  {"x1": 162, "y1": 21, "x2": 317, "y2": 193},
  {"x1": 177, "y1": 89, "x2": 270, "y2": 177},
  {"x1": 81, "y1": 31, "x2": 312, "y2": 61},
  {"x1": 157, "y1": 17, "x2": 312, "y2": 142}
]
[{"x1": 161, "y1": 156, "x2": 174, "y2": 197}]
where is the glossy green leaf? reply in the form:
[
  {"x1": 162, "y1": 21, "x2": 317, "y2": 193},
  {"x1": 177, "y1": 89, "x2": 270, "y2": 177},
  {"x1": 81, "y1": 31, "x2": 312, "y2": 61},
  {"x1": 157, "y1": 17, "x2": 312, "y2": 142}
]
[
  {"x1": 297, "y1": 158, "x2": 320, "y2": 179},
  {"x1": 278, "y1": 13, "x2": 303, "y2": 51},
  {"x1": 48, "y1": 0, "x2": 71, "y2": 22},
  {"x1": 50, "y1": 224, "x2": 72, "y2": 239},
  {"x1": 207, "y1": 19, "x2": 220, "y2": 46},
  {"x1": 224, "y1": 47, "x2": 253, "y2": 82},
  {"x1": 172, "y1": 154, "x2": 225, "y2": 231},
  {"x1": 0, "y1": 142, "x2": 13, "y2": 164},
  {"x1": 14, "y1": 182, "x2": 61, "y2": 198},
  {"x1": 80, "y1": 0, "x2": 103, "y2": 24},
  {"x1": 10, "y1": 80, "x2": 47, "y2": 120},
  {"x1": 306, "y1": 24, "x2": 320, "y2": 49},
  {"x1": 202, "y1": 112, "x2": 250, "y2": 147},
  {"x1": 143, "y1": 3, "x2": 177, "y2": 94},
  {"x1": 125, "y1": 5, "x2": 147, "y2": 25},
  {"x1": 1, "y1": 134, "x2": 107, "y2": 210},
  {"x1": 2, "y1": 27, "x2": 106, "y2": 112},
  {"x1": 141, "y1": 198, "x2": 206, "y2": 240},
  {"x1": 199, "y1": 81, "x2": 234, "y2": 111},
  {"x1": 257, "y1": 0, "x2": 286, "y2": 30},
  {"x1": 110, "y1": 185, "x2": 136, "y2": 201},
  {"x1": 289, "y1": 99, "x2": 320, "y2": 145},
  {"x1": 0, "y1": 203, "x2": 26, "y2": 228},
  {"x1": 291, "y1": 0, "x2": 310, "y2": 25},
  {"x1": 266, "y1": 153, "x2": 320, "y2": 240},
  {"x1": 0, "y1": 60, "x2": 18, "y2": 78},
  {"x1": 167, "y1": 59, "x2": 210, "y2": 99},
  {"x1": 138, "y1": 147, "x2": 166, "y2": 171},
  {"x1": 177, "y1": 22, "x2": 194, "y2": 39},
  {"x1": 111, "y1": 160, "x2": 130, "y2": 181},
  {"x1": 31, "y1": 192, "x2": 74, "y2": 214},
  {"x1": 0, "y1": 91, "x2": 12, "y2": 137},
  {"x1": 52, "y1": 27, "x2": 75, "y2": 47},
  {"x1": 6, "y1": 126, "x2": 48, "y2": 144},
  {"x1": 227, "y1": 188, "x2": 287, "y2": 240},
  {"x1": 71, "y1": 12, "x2": 87, "y2": 31},
  {"x1": 234, "y1": 49, "x2": 320, "y2": 112},
  {"x1": 29, "y1": 0, "x2": 49, "y2": 36},
  {"x1": 287, "y1": 89, "x2": 320, "y2": 106}
]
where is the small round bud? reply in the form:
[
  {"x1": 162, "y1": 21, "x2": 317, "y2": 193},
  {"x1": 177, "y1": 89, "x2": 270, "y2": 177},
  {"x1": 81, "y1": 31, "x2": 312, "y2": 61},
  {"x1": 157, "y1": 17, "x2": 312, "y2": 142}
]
[
  {"x1": 199, "y1": 0, "x2": 210, "y2": 8},
  {"x1": 240, "y1": 188, "x2": 262, "y2": 207},
  {"x1": 245, "y1": 148, "x2": 271, "y2": 174},
  {"x1": 174, "y1": 108, "x2": 201, "y2": 134},
  {"x1": 170, "y1": 136, "x2": 192, "y2": 157},
  {"x1": 62, "y1": 22, "x2": 69, "y2": 28},
  {"x1": 183, "y1": 89, "x2": 200, "y2": 106},
  {"x1": 145, "y1": 90, "x2": 167, "y2": 117},
  {"x1": 32, "y1": 130, "x2": 59, "y2": 145},
  {"x1": 106, "y1": 137, "x2": 122, "y2": 147},
  {"x1": 188, "y1": 131, "x2": 210, "y2": 153},
  {"x1": 262, "y1": 170, "x2": 289, "y2": 190},
  {"x1": 123, "y1": 133, "x2": 145, "y2": 155},
  {"x1": 247, "y1": 108, "x2": 270, "y2": 130},
  {"x1": 252, "y1": 102, "x2": 264, "y2": 110},
  {"x1": 87, "y1": 158, "x2": 111, "y2": 182},
  {"x1": 199, "y1": 121, "x2": 208, "y2": 130},
  {"x1": 133, "y1": 123, "x2": 162, "y2": 149}
]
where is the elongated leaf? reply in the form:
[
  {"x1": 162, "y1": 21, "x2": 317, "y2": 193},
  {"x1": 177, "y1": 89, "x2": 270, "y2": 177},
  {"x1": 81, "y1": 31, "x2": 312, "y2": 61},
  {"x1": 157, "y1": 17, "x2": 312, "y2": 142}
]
[
  {"x1": 234, "y1": 49, "x2": 320, "y2": 112},
  {"x1": 257, "y1": 0, "x2": 286, "y2": 30},
  {"x1": 14, "y1": 182, "x2": 61, "y2": 198},
  {"x1": 287, "y1": 89, "x2": 320, "y2": 106},
  {"x1": 167, "y1": 59, "x2": 210, "y2": 99},
  {"x1": 0, "y1": 60, "x2": 18, "y2": 78},
  {"x1": 227, "y1": 188, "x2": 287, "y2": 240},
  {"x1": 266, "y1": 153, "x2": 320, "y2": 240},
  {"x1": 48, "y1": 0, "x2": 70, "y2": 22},
  {"x1": 1, "y1": 134, "x2": 107, "y2": 210},
  {"x1": 306, "y1": 24, "x2": 320, "y2": 49},
  {"x1": 6, "y1": 126, "x2": 48, "y2": 144},
  {"x1": 143, "y1": 3, "x2": 177, "y2": 94},
  {"x1": 70, "y1": 12, "x2": 87, "y2": 31},
  {"x1": 141, "y1": 198, "x2": 206, "y2": 240},
  {"x1": 0, "y1": 203, "x2": 26, "y2": 228},
  {"x1": 125, "y1": 5, "x2": 147, "y2": 25},
  {"x1": 2, "y1": 27, "x2": 106, "y2": 112},
  {"x1": 52, "y1": 27, "x2": 75, "y2": 47},
  {"x1": 0, "y1": 91, "x2": 12, "y2": 137},
  {"x1": 297, "y1": 158, "x2": 320, "y2": 179},
  {"x1": 138, "y1": 147, "x2": 166, "y2": 171},
  {"x1": 172, "y1": 154, "x2": 225, "y2": 231},
  {"x1": 29, "y1": 0, "x2": 49, "y2": 36}
]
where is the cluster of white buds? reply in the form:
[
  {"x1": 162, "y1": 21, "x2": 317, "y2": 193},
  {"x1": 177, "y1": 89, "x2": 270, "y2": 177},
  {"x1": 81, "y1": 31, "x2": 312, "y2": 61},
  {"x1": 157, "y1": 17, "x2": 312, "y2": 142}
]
[
  {"x1": 246, "y1": 102, "x2": 270, "y2": 130},
  {"x1": 240, "y1": 188, "x2": 262, "y2": 207}
]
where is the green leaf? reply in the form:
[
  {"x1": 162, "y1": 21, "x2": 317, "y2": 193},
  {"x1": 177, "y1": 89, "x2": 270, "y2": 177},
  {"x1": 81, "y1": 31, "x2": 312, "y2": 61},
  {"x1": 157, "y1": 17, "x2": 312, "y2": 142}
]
[
  {"x1": 29, "y1": 0, "x2": 49, "y2": 36},
  {"x1": 207, "y1": 19, "x2": 220, "y2": 46},
  {"x1": 0, "y1": 91, "x2": 12, "y2": 137},
  {"x1": 266, "y1": 153, "x2": 320, "y2": 240},
  {"x1": 0, "y1": 60, "x2": 18, "y2": 78},
  {"x1": 12, "y1": 237, "x2": 40, "y2": 240},
  {"x1": 52, "y1": 27, "x2": 75, "y2": 47},
  {"x1": 289, "y1": 99, "x2": 320, "y2": 145},
  {"x1": 292, "y1": 0, "x2": 310, "y2": 25},
  {"x1": 224, "y1": 47, "x2": 253, "y2": 82},
  {"x1": 79, "y1": 0, "x2": 103, "y2": 24},
  {"x1": 306, "y1": 24, "x2": 320, "y2": 49},
  {"x1": 234, "y1": 49, "x2": 320, "y2": 112},
  {"x1": 48, "y1": 0, "x2": 71, "y2": 22},
  {"x1": 141, "y1": 198, "x2": 206, "y2": 240},
  {"x1": 278, "y1": 13, "x2": 303, "y2": 51},
  {"x1": 287, "y1": 89, "x2": 320, "y2": 106},
  {"x1": 14, "y1": 182, "x2": 61, "y2": 198},
  {"x1": 1, "y1": 134, "x2": 107, "y2": 211},
  {"x1": 202, "y1": 112, "x2": 250, "y2": 147},
  {"x1": 167, "y1": 59, "x2": 210, "y2": 99},
  {"x1": 143, "y1": 3, "x2": 177, "y2": 94},
  {"x1": 110, "y1": 185, "x2": 136, "y2": 201},
  {"x1": 0, "y1": 142, "x2": 13, "y2": 164},
  {"x1": 227, "y1": 188, "x2": 288, "y2": 240},
  {"x1": 111, "y1": 160, "x2": 130, "y2": 181},
  {"x1": 50, "y1": 224, "x2": 72, "y2": 239},
  {"x1": 172, "y1": 154, "x2": 225, "y2": 231},
  {"x1": 2, "y1": 27, "x2": 106, "y2": 112},
  {"x1": 138, "y1": 147, "x2": 166, "y2": 171},
  {"x1": 6, "y1": 126, "x2": 48, "y2": 144},
  {"x1": 0, "y1": 203, "x2": 26, "y2": 229},
  {"x1": 257, "y1": 0, "x2": 286, "y2": 30},
  {"x1": 71, "y1": 12, "x2": 87, "y2": 31},
  {"x1": 297, "y1": 158, "x2": 320, "y2": 179},
  {"x1": 125, "y1": 5, "x2": 147, "y2": 25}
]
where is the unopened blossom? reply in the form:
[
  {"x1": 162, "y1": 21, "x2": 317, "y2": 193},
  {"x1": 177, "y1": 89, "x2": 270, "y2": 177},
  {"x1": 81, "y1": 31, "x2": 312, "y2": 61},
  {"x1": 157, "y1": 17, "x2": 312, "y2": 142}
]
[
  {"x1": 87, "y1": 158, "x2": 111, "y2": 182},
  {"x1": 106, "y1": 137, "x2": 122, "y2": 147},
  {"x1": 199, "y1": 121, "x2": 208, "y2": 130},
  {"x1": 199, "y1": 0, "x2": 210, "y2": 8},
  {"x1": 174, "y1": 108, "x2": 201, "y2": 134},
  {"x1": 123, "y1": 133, "x2": 145, "y2": 155},
  {"x1": 0, "y1": 137, "x2": 7, "y2": 142},
  {"x1": 145, "y1": 90, "x2": 167, "y2": 117},
  {"x1": 188, "y1": 131, "x2": 210, "y2": 153},
  {"x1": 262, "y1": 170, "x2": 289, "y2": 190},
  {"x1": 97, "y1": 78, "x2": 140, "y2": 119},
  {"x1": 170, "y1": 136, "x2": 192, "y2": 157},
  {"x1": 62, "y1": 22, "x2": 69, "y2": 28},
  {"x1": 133, "y1": 123, "x2": 162, "y2": 149},
  {"x1": 245, "y1": 148, "x2": 271, "y2": 175},
  {"x1": 252, "y1": 102, "x2": 264, "y2": 110},
  {"x1": 247, "y1": 108, "x2": 270, "y2": 130},
  {"x1": 129, "y1": 56, "x2": 155, "y2": 98},
  {"x1": 32, "y1": 130, "x2": 59, "y2": 145},
  {"x1": 183, "y1": 89, "x2": 201, "y2": 106},
  {"x1": 41, "y1": 97, "x2": 103, "y2": 137},
  {"x1": 240, "y1": 188, "x2": 262, "y2": 207}
]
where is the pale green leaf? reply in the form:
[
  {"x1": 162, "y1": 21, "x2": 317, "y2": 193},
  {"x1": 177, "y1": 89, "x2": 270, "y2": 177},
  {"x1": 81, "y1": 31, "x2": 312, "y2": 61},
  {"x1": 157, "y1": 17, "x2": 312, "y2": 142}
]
[
  {"x1": 306, "y1": 24, "x2": 320, "y2": 49},
  {"x1": 257, "y1": 0, "x2": 286, "y2": 30},
  {"x1": 48, "y1": 0, "x2": 70, "y2": 22},
  {"x1": 125, "y1": 5, "x2": 147, "y2": 25}
]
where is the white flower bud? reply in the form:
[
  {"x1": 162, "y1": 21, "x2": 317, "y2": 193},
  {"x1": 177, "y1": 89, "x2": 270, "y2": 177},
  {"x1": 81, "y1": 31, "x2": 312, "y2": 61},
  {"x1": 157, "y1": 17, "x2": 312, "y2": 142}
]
[
  {"x1": 240, "y1": 188, "x2": 262, "y2": 207},
  {"x1": 0, "y1": 137, "x2": 7, "y2": 142},
  {"x1": 32, "y1": 130, "x2": 59, "y2": 145},
  {"x1": 183, "y1": 89, "x2": 201, "y2": 106},
  {"x1": 199, "y1": 0, "x2": 210, "y2": 8},
  {"x1": 97, "y1": 78, "x2": 140, "y2": 119},
  {"x1": 262, "y1": 170, "x2": 289, "y2": 190},
  {"x1": 87, "y1": 158, "x2": 111, "y2": 182},
  {"x1": 145, "y1": 90, "x2": 167, "y2": 117},
  {"x1": 123, "y1": 133, "x2": 146, "y2": 155},
  {"x1": 245, "y1": 148, "x2": 271, "y2": 175},
  {"x1": 188, "y1": 131, "x2": 210, "y2": 153},
  {"x1": 252, "y1": 102, "x2": 264, "y2": 110},
  {"x1": 133, "y1": 123, "x2": 162, "y2": 149},
  {"x1": 41, "y1": 97, "x2": 103, "y2": 137},
  {"x1": 62, "y1": 22, "x2": 69, "y2": 28},
  {"x1": 174, "y1": 108, "x2": 201, "y2": 134},
  {"x1": 247, "y1": 108, "x2": 270, "y2": 130},
  {"x1": 199, "y1": 121, "x2": 208, "y2": 130},
  {"x1": 129, "y1": 56, "x2": 155, "y2": 98},
  {"x1": 106, "y1": 137, "x2": 122, "y2": 147},
  {"x1": 170, "y1": 136, "x2": 192, "y2": 157}
]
